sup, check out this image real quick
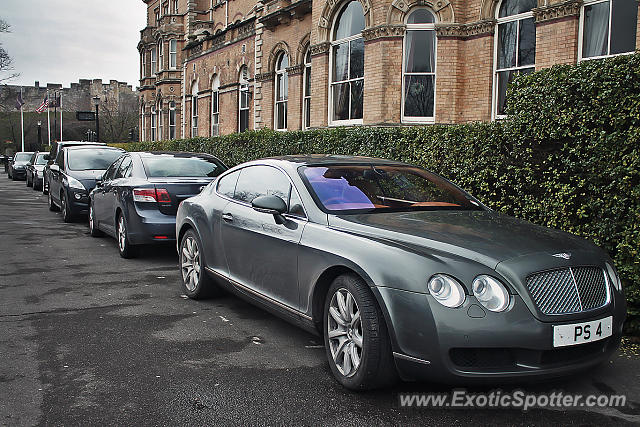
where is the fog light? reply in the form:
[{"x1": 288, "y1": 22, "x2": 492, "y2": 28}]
[{"x1": 74, "y1": 193, "x2": 82, "y2": 200}]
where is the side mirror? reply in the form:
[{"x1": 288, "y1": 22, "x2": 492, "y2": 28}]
[
  {"x1": 50, "y1": 164, "x2": 60, "y2": 173},
  {"x1": 252, "y1": 195, "x2": 287, "y2": 223},
  {"x1": 95, "y1": 179, "x2": 103, "y2": 188}
]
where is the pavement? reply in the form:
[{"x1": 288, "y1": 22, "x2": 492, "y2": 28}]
[{"x1": 0, "y1": 172, "x2": 639, "y2": 426}]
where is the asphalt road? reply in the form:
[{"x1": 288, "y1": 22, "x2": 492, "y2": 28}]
[{"x1": 0, "y1": 172, "x2": 639, "y2": 426}]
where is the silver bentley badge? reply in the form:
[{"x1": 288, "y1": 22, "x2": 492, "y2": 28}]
[{"x1": 552, "y1": 252, "x2": 572, "y2": 260}]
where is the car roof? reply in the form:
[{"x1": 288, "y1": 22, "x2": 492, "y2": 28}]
[
  {"x1": 63, "y1": 145, "x2": 123, "y2": 151},
  {"x1": 263, "y1": 154, "x2": 410, "y2": 167},
  {"x1": 57, "y1": 141, "x2": 106, "y2": 146}
]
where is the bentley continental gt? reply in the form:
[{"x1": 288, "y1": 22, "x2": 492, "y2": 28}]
[{"x1": 175, "y1": 155, "x2": 626, "y2": 390}]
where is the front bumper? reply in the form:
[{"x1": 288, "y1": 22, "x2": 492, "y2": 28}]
[
  {"x1": 376, "y1": 287, "x2": 625, "y2": 384},
  {"x1": 12, "y1": 168, "x2": 26, "y2": 179},
  {"x1": 67, "y1": 190, "x2": 90, "y2": 215}
]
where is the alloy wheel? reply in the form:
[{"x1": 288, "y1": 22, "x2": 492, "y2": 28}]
[
  {"x1": 327, "y1": 288, "x2": 363, "y2": 378},
  {"x1": 118, "y1": 216, "x2": 126, "y2": 252},
  {"x1": 89, "y1": 205, "x2": 95, "y2": 232},
  {"x1": 181, "y1": 236, "x2": 201, "y2": 292}
]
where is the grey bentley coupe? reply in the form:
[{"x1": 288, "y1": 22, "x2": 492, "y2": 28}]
[{"x1": 175, "y1": 155, "x2": 626, "y2": 390}]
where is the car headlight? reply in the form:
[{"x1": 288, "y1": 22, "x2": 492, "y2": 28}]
[
  {"x1": 472, "y1": 275, "x2": 510, "y2": 312},
  {"x1": 427, "y1": 274, "x2": 466, "y2": 308},
  {"x1": 605, "y1": 262, "x2": 622, "y2": 291},
  {"x1": 66, "y1": 175, "x2": 86, "y2": 191}
]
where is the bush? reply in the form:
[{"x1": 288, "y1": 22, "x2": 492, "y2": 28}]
[{"x1": 116, "y1": 53, "x2": 640, "y2": 335}]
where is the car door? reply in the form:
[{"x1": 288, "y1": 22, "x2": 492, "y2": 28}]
[
  {"x1": 220, "y1": 165, "x2": 306, "y2": 310},
  {"x1": 50, "y1": 150, "x2": 65, "y2": 204},
  {"x1": 94, "y1": 156, "x2": 123, "y2": 233},
  {"x1": 104, "y1": 156, "x2": 132, "y2": 233}
]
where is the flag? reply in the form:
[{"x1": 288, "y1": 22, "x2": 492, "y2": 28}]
[
  {"x1": 49, "y1": 95, "x2": 60, "y2": 108},
  {"x1": 15, "y1": 92, "x2": 24, "y2": 110},
  {"x1": 36, "y1": 95, "x2": 49, "y2": 113}
]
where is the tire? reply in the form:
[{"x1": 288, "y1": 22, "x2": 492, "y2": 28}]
[
  {"x1": 48, "y1": 190, "x2": 59, "y2": 211},
  {"x1": 323, "y1": 274, "x2": 397, "y2": 390},
  {"x1": 88, "y1": 202, "x2": 104, "y2": 237},
  {"x1": 60, "y1": 191, "x2": 73, "y2": 223},
  {"x1": 42, "y1": 176, "x2": 48, "y2": 195},
  {"x1": 26, "y1": 174, "x2": 31, "y2": 187},
  {"x1": 179, "y1": 229, "x2": 221, "y2": 299},
  {"x1": 117, "y1": 213, "x2": 138, "y2": 258},
  {"x1": 11, "y1": 170, "x2": 17, "y2": 181}
]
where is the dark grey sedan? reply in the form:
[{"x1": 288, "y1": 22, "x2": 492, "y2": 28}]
[
  {"x1": 89, "y1": 152, "x2": 227, "y2": 258},
  {"x1": 175, "y1": 155, "x2": 626, "y2": 390}
]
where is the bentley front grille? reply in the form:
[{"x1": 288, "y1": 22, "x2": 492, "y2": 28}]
[{"x1": 525, "y1": 267, "x2": 609, "y2": 315}]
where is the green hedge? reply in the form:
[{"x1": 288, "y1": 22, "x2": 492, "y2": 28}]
[{"x1": 116, "y1": 53, "x2": 640, "y2": 335}]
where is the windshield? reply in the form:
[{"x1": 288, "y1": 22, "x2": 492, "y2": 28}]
[
  {"x1": 142, "y1": 155, "x2": 226, "y2": 178},
  {"x1": 300, "y1": 165, "x2": 483, "y2": 213},
  {"x1": 35, "y1": 154, "x2": 48, "y2": 165},
  {"x1": 67, "y1": 149, "x2": 123, "y2": 171},
  {"x1": 14, "y1": 153, "x2": 33, "y2": 162}
]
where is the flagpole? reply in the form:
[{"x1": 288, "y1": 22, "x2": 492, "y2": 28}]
[
  {"x1": 59, "y1": 92, "x2": 63, "y2": 142},
  {"x1": 47, "y1": 90, "x2": 51, "y2": 146},
  {"x1": 20, "y1": 89, "x2": 25, "y2": 152}
]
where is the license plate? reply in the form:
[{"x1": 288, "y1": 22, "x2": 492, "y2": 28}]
[{"x1": 553, "y1": 316, "x2": 612, "y2": 348}]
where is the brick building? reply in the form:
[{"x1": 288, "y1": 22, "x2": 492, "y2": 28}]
[{"x1": 138, "y1": 0, "x2": 639, "y2": 140}]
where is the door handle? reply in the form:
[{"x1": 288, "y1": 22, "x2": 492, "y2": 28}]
[{"x1": 222, "y1": 213, "x2": 234, "y2": 222}]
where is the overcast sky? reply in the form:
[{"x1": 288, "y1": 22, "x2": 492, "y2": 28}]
[{"x1": 1, "y1": 0, "x2": 146, "y2": 88}]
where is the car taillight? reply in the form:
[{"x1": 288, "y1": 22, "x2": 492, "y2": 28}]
[{"x1": 133, "y1": 188, "x2": 171, "y2": 203}]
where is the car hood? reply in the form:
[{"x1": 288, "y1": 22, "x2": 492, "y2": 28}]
[
  {"x1": 329, "y1": 210, "x2": 599, "y2": 269},
  {"x1": 68, "y1": 169, "x2": 106, "y2": 191}
]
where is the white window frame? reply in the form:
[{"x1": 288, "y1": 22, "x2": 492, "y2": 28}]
[
  {"x1": 302, "y1": 48, "x2": 312, "y2": 129},
  {"x1": 158, "y1": 40, "x2": 164, "y2": 72},
  {"x1": 211, "y1": 76, "x2": 220, "y2": 136},
  {"x1": 151, "y1": 106, "x2": 157, "y2": 141},
  {"x1": 151, "y1": 47, "x2": 158, "y2": 76},
  {"x1": 328, "y1": 2, "x2": 365, "y2": 127},
  {"x1": 274, "y1": 52, "x2": 289, "y2": 131},
  {"x1": 141, "y1": 107, "x2": 146, "y2": 141},
  {"x1": 169, "y1": 39, "x2": 177, "y2": 70},
  {"x1": 401, "y1": 8, "x2": 437, "y2": 124},
  {"x1": 578, "y1": 0, "x2": 638, "y2": 61},
  {"x1": 238, "y1": 67, "x2": 250, "y2": 132},
  {"x1": 157, "y1": 101, "x2": 163, "y2": 140},
  {"x1": 169, "y1": 101, "x2": 176, "y2": 139},
  {"x1": 491, "y1": 2, "x2": 536, "y2": 120},
  {"x1": 141, "y1": 51, "x2": 147, "y2": 78}
]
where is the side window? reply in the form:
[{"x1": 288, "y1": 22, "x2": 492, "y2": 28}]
[
  {"x1": 104, "y1": 157, "x2": 124, "y2": 181},
  {"x1": 288, "y1": 186, "x2": 306, "y2": 218},
  {"x1": 216, "y1": 169, "x2": 240, "y2": 198},
  {"x1": 234, "y1": 166, "x2": 290, "y2": 204},
  {"x1": 115, "y1": 156, "x2": 133, "y2": 179}
]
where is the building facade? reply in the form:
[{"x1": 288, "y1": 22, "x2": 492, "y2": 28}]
[{"x1": 138, "y1": 0, "x2": 640, "y2": 140}]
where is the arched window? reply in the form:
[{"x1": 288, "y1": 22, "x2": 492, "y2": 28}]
[
  {"x1": 151, "y1": 46, "x2": 158, "y2": 75},
  {"x1": 303, "y1": 48, "x2": 311, "y2": 129},
  {"x1": 158, "y1": 39, "x2": 164, "y2": 72},
  {"x1": 211, "y1": 75, "x2": 220, "y2": 136},
  {"x1": 169, "y1": 101, "x2": 176, "y2": 139},
  {"x1": 403, "y1": 8, "x2": 436, "y2": 122},
  {"x1": 151, "y1": 105, "x2": 157, "y2": 141},
  {"x1": 157, "y1": 100, "x2": 163, "y2": 140},
  {"x1": 274, "y1": 52, "x2": 289, "y2": 130},
  {"x1": 238, "y1": 66, "x2": 250, "y2": 132},
  {"x1": 330, "y1": 1, "x2": 365, "y2": 124},
  {"x1": 169, "y1": 39, "x2": 177, "y2": 69},
  {"x1": 493, "y1": 0, "x2": 536, "y2": 118},
  {"x1": 580, "y1": 0, "x2": 638, "y2": 60},
  {"x1": 191, "y1": 80, "x2": 198, "y2": 137}
]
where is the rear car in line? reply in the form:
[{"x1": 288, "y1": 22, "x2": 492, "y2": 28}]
[
  {"x1": 175, "y1": 155, "x2": 626, "y2": 390},
  {"x1": 7, "y1": 152, "x2": 34, "y2": 180},
  {"x1": 89, "y1": 151, "x2": 227, "y2": 258},
  {"x1": 43, "y1": 141, "x2": 106, "y2": 194},
  {"x1": 48, "y1": 145, "x2": 124, "y2": 222}
]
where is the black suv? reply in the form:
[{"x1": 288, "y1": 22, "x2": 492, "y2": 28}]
[
  {"x1": 47, "y1": 145, "x2": 124, "y2": 222},
  {"x1": 43, "y1": 141, "x2": 106, "y2": 194}
]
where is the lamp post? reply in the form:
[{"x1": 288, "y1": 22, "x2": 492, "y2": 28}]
[
  {"x1": 37, "y1": 121, "x2": 42, "y2": 150},
  {"x1": 92, "y1": 96, "x2": 100, "y2": 142}
]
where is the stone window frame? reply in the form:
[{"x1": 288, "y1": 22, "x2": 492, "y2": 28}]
[
  {"x1": 191, "y1": 80, "x2": 199, "y2": 137},
  {"x1": 158, "y1": 39, "x2": 164, "y2": 72},
  {"x1": 169, "y1": 39, "x2": 178, "y2": 70},
  {"x1": 274, "y1": 51, "x2": 289, "y2": 131},
  {"x1": 169, "y1": 101, "x2": 176, "y2": 139},
  {"x1": 302, "y1": 47, "x2": 312, "y2": 130},
  {"x1": 238, "y1": 66, "x2": 250, "y2": 133},
  {"x1": 211, "y1": 75, "x2": 220, "y2": 137},
  {"x1": 329, "y1": 1, "x2": 366, "y2": 127},
  {"x1": 491, "y1": 0, "x2": 537, "y2": 120},
  {"x1": 157, "y1": 98, "x2": 164, "y2": 140},
  {"x1": 141, "y1": 50, "x2": 147, "y2": 79},
  {"x1": 578, "y1": 0, "x2": 639, "y2": 61},
  {"x1": 402, "y1": 7, "x2": 438, "y2": 124},
  {"x1": 141, "y1": 104, "x2": 147, "y2": 141},
  {"x1": 151, "y1": 46, "x2": 158, "y2": 76}
]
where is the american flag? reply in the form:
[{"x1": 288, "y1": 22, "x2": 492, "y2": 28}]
[{"x1": 36, "y1": 95, "x2": 49, "y2": 113}]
